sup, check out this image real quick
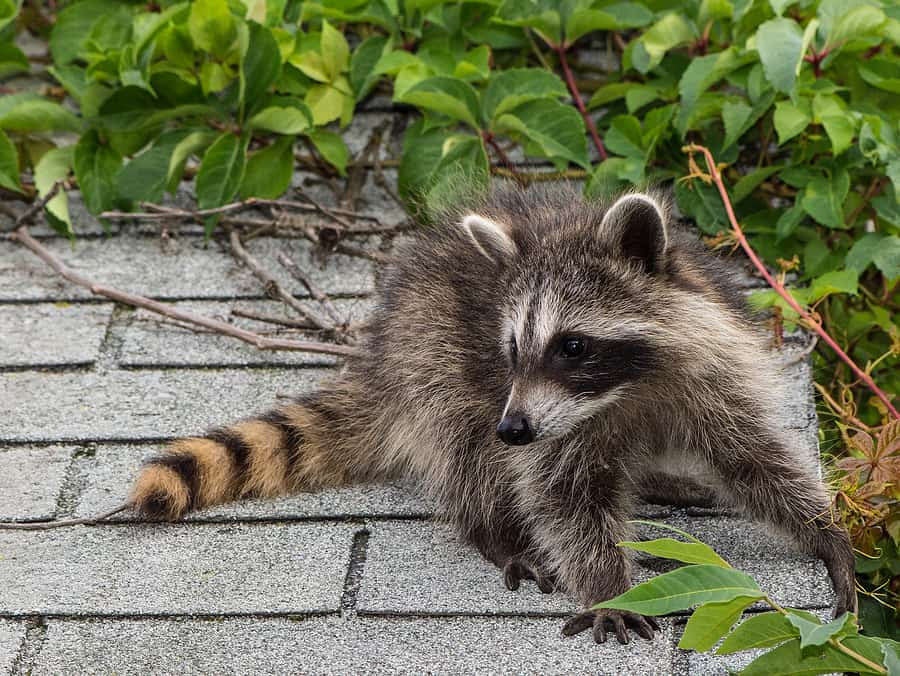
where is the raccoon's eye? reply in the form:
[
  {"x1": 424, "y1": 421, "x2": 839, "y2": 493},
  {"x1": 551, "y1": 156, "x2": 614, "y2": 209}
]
[{"x1": 560, "y1": 336, "x2": 586, "y2": 359}]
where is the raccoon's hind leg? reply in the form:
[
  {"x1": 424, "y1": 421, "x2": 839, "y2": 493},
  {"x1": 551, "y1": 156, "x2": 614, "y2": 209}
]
[{"x1": 130, "y1": 385, "x2": 374, "y2": 520}]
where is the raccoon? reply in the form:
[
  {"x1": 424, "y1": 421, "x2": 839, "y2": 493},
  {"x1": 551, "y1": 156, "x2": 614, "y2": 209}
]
[{"x1": 129, "y1": 185, "x2": 856, "y2": 644}]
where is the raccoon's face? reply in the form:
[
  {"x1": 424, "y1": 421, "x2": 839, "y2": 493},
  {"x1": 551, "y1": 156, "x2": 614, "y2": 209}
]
[{"x1": 460, "y1": 192, "x2": 667, "y2": 446}]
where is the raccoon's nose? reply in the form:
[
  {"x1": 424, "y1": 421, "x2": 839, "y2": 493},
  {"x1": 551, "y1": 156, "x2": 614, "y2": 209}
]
[{"x1": 496, "y1": 413, "x2": 534, "y2": 446}]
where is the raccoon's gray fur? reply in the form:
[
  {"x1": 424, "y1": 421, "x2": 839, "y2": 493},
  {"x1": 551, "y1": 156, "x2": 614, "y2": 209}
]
[{"x1": 129, "y1": 185, "x2": 856, "y2": 644}]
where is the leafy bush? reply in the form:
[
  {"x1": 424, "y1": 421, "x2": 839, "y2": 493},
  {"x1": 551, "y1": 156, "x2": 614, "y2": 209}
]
[
  {"x1": 605, "y1": 522, "x2": 900, "y2": 675},
  {"x1": 0, "y1": 0, "x2": 897, "y2": 638}
]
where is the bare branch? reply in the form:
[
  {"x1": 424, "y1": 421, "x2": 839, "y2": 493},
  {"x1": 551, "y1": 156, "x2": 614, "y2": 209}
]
[
  {"x1": 10, "y1": 226, "x2": 358, "y2": 358},
  {"x1": 230, "y1": 308, "x2": 320, "y2": 330},
  {"x1": 100, "y1": 196, "x2": 383, "y2": 225},
  {"x1": 277, "y1": 251, "x2": 343, "y2": 326},
  {"x1": 227, "y1": 229, "x2": 337, "y2": 335}
]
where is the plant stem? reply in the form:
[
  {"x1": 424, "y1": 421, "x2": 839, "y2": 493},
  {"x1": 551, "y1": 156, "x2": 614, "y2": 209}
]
[
  {"x1": 685, "y1": 144, "x2": 899, "y2": 420},
  {"x1": 554, "y1": 45, "x2": 608, "y2": 160}
]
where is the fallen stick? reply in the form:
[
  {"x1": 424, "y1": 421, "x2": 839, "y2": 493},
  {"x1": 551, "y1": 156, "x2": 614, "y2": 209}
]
[
  {"x1": 277, "y1": 251, "x2": 344, "y2": 326},
  {"x1": 11, "y1": 227, "x2": 359, "y2": 357},
  {"x1": 101, "y1": 196, "x2": 383, "y2": 225},
  {"x1": 228, "y1": 230, "x2": 335, "y2": 334}
]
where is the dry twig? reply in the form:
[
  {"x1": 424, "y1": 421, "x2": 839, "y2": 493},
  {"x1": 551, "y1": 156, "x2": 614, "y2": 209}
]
[
  {"x1": 101, "y1": 197, "x2": 383, "y2": 225},
  {"x1": 277, "y1": 251, "x2": 344, "y2": 326},
  {"x1": 227, "y1": 229, "x2": 336, "y2": 334},
  {"x1": 11, "y1": 226, "x2": 357, "y2": 357}
]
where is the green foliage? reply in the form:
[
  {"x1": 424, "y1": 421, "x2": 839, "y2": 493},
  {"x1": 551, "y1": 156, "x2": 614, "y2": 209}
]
[
  {"x1": 1, "y1": 0, "x2": 897, "y2": 639},
  {"x1": 603, "y1": 531, "x2": 900, "y2": 674}
]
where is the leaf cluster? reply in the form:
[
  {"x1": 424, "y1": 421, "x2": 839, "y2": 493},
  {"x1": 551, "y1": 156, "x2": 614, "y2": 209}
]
[{"x1": 604, "y1": 525, "x2": 900, "y2": 674}]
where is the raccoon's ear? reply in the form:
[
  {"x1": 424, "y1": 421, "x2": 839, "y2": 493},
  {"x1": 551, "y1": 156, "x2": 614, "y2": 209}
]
[
  {"x1": 460, "y1": 213, "x2": 517, "y2": 263},
  {"x1": 600, "y1": 193, "x2": 667, "y2": 273}
]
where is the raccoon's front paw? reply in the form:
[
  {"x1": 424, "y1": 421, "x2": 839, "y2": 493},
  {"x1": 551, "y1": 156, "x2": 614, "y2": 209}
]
[
  {"x1": 502, "y1": 557, "x2": 556, "y2": 594},
  {"x1": 562, "y1": 609, "x2": 659, "y2": 645}
]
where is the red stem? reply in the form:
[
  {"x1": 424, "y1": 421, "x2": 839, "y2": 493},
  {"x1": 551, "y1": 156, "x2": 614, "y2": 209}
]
[
  {"x1": 554, "y1": 45, "x2": 608, "y2": 161},
  {"x1": 482, "y1": 132, "x2": 525, "y2": 187},
  {"x1": 687, "y1": 144, "x2": 899, "y2": 420}
]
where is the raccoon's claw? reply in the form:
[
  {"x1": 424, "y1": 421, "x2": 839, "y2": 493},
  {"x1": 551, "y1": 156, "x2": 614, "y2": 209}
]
[
  {"x1": 562, "y1": 609, "x2": 658, "y2": 645},
  {"x1": 502, "y1": 558, "x2": 556, "y2": 594}
]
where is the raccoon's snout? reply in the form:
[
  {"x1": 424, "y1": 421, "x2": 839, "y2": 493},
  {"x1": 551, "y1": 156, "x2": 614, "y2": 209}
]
[{"x1": 496, "y1": 413, "x2": 534, "y2": 446}]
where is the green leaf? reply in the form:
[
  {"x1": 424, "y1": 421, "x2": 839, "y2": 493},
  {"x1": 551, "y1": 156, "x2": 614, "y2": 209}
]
[
  {"x1": 733, "y1": 165, "x2": 782, "y2": 205},
  {"x1": 305, "y1": 79, "x2": 354, "y2": 126},
  {"x1": 350, "y1": 35, "x2": 388, "y2": 101},
  {"x1": 483, "y1": 68, "x2": 567, "y2": 122},
  {"x1": 718, "y1": 611, "x2": 801, "y2": 654},
  {"x1": 846, "y1": 232, "x2": 887, "y2": 272},
  {"x1": 73, "y1": 130, "x2": 122, "y2": 216},
  {"x1": 196, "y1": 133, "x2": 248, "y2": 233},
  {"x1": 827, "y1": 5, "x2": 885, "y2": 48},
  {"x1": 290, "y1": 49, "x2": 331, "y2": 83},
  {"x1": 320, "y1": 20, "x2": 350, "y2": 81},
  {"x1": 189, "y1": 0, "x2": 236, "y2": 58},
  {"x1": 0, "y1": 42, "x2": 29, "y2": 79},
  {"x1": 775, "y1": 203, "x2": 805, "y2": 241},
  {"x1": 0, "y1": 129, "x2": 20, "y2": 193},
  {"x1": 618, "y1": 538, "x2": 731, "y2": 568},
  {"x1": 679, "y1": 596, "x2": 762, "y2": 652},
  {"x1": 398, "y1": 118, "x2": 449, "y2": 205},
  {"x1": 633, "y1": 13, "x2": 695, "y2": 73},
  {"x1": 722, "y1": 101, "x2": 752, "y2": 149},
  {"x1": 239, "y1": 135, "x2": 293, "y2": 200},
  {"x1": 869, "y1": 235, "x2": 900, "y2": 280},
  {"x1": 589, "y1": 82, "x2": 632, "y2": 109},
  {"x1": 49, "y1": 0, "x2": 115, "y2": 65},
  {"x1": 248, "y1": 102, "x2": 313, "y2": 134},
  {"x1": 117, "y1": 130, "x2": 190, "y2": 204},
  {"x1": 565, "y1": 3, "x2": 653, "y2": 45},
  {"x1": 166, "y1": 129, "x2": 215, "y2": 193},
  {"x1": 495, "y1": 0, "x2": 562, "y2": 47},
  {"x1": 809, "y1": 269, "x2": 859, "y2": 301},
  {"x1": 594, "y1": 565, "x2": 761, "y2": 616},
  {"x1": 242, "y1": 22, "x2": 282, "y2": 112},
  {"x1": 785, "y1": 611, "x2": 856, "y2": 650},
  {"x1": 774, "y1": 100, "x2": 811, "y2": 145},
  {"x1": 741, "y1": 636, "x2": 888, "y2": 675},
  {"x1": 858, "y1": 59, "x2": 900, "y2": 94},
  {"x1": 0, "y1": 99, "x2": 82, "y2": 134},
  {"x1": 494, "y1": 99, "x2": 589, "y2": 169},
  {"x1": 755, "y1": 17, "x2": 804, "y2": 95},
  {"x1": 812, "y1": 94, "x2": 854, "y2": 155},
  {"x1": 679, "y1": 48, "x2": 750, "y2": 112},
  {"x1": 802, "y1": 172, "x2": 849, "y2": 228},
  {"x1": 307, "y1": 128, "x2": 348, "y2": 176},
  {"x1": 0, "y1": 0, "x2": 21, "y2": 31},
  {"x1": 399, "y1": 76, "x2": 482, "y2": 129},
  {"x1": 605, "y1": 114, "x2": 645, "y2": 159},
  {"x1": 33, "y1": 146, "x2": 74, "y2": 238}
]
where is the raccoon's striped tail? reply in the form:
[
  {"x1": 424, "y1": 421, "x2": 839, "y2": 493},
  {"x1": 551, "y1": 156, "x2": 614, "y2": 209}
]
[{"x1": 130, "y1": 392, "x2": 362, "y2": 520}]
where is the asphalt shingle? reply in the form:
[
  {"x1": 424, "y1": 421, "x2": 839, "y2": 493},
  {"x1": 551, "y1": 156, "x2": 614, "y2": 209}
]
[
  {"x1": 0, "y1": 368, "x2": 330, "y2": 442},
  {"x1": 32, "y1": 616, "x2": 676, "y2": 675},
  {"x1": 0, "y1": 303, "x2": 112, "y2": 368},
  {"x1": 0, "y1": 446, "x2": 72, "y2": 521},
  {"x1": 0, "y1": 523, "x2": 355, "y2": 616}
]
